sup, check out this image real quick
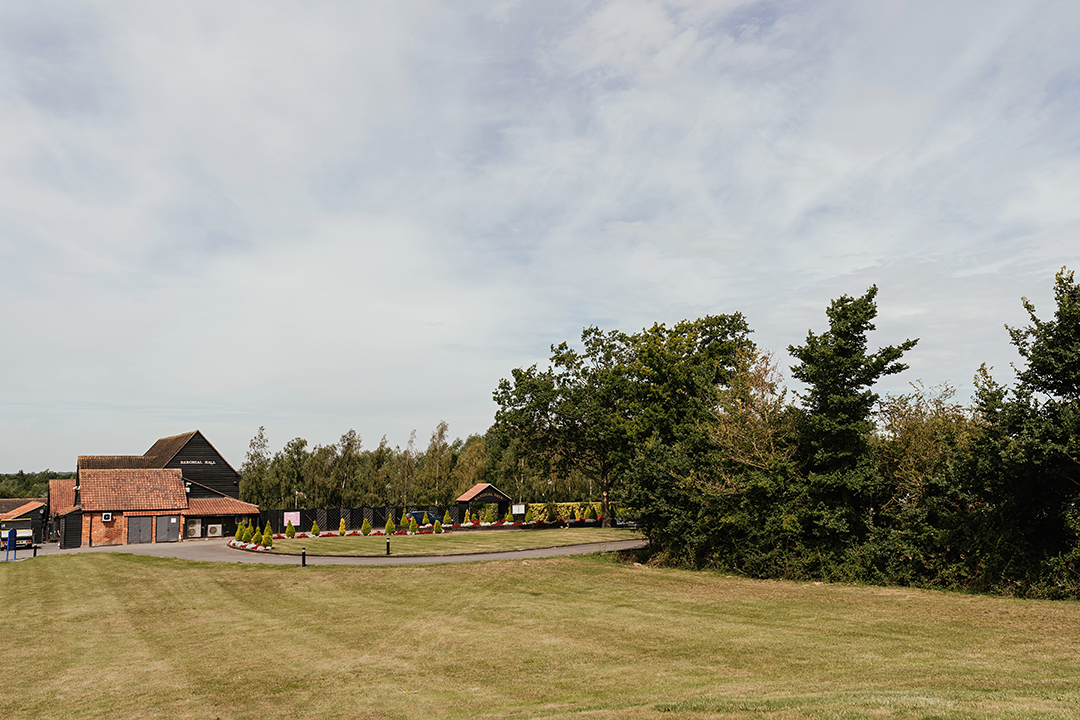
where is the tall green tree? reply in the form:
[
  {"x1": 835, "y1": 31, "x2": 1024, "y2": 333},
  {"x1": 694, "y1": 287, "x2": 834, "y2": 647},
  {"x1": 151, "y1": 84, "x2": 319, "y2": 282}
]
[{"x1": 239, "y1": 426, "x2": 270, "y2": 507}]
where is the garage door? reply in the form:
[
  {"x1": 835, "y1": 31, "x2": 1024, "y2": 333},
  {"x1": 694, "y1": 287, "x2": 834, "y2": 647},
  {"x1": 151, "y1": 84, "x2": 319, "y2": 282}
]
[
  {"x1": 128, "y1": 516, "x2": 152, "y2": 544},
  {"x1": 155, "y1": 515, "x2": 180, "y2": 543}
]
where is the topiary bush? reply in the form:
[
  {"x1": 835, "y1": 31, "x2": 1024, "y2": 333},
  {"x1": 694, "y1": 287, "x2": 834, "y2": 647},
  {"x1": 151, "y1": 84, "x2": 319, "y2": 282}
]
[
  {"x1": 443, "y1": 509, "x2": 452, "y2": 525},
  {"x1": 264, "y1": 520, "x2": 273, "y2": 540},
  {"x1": 400, "y1": 509, "x2": 409, "y2": 527},
  {"x1": 484, "y1": 505, "x2": 495, "y2": 523},
  {"x1": 422, "y1": 512, "x2": 430, "y2": 526},
  {"x1": 585, "y1": 504, "x2": 597, "y2": 520},
  {"x1": 385, "y1": 517, "x2": 396, "y2": 535},
  {"x1": 241, "y1": 522, "x2": 252, "y2": 542},
  {"x1": 262, "y1": 531, "x2": 273, "y2": 548},
  {"x1": 285, "y1": 520, "x2": 296, "y2": 538},
  {"x1": 311, "y1": 520, "x2": 320, "y2": 536},
  {"x1": 505, "y1": 507, "x2": 514, "y2": 523},
  {"x1": 235, "y1": 521, "x2": 245, "y2": 542},
  {"x1": 339, "y1": 518, "x2": 346, "y2": 535},
  {"x1": 409, "y1": 517, "x2": 418, "y2": 534},
  {"x1": 463, "y1": 509, "x2": 471, "y2": 524},
  {"x1": 524, "y1": 507, "x2": 533, "y2": 523},
  {"x1": 546, "y1": 504, "x2": 557, "y2": 522},
  {"x1": 361, "y1": 518, "x2": 372, "y2": 536},
  {"x1": 434, "y1": 520, "x2": 443, "y2": 534}
]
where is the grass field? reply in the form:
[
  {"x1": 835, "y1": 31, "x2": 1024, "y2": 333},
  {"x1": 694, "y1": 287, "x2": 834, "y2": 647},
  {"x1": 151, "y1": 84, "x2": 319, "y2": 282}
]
[
  {"x1": 271, "y1": 527, "x2": 640, "y2": 555},
  {"x1": 4, "y1": 551, "x2": 1080, "y2": 719}
]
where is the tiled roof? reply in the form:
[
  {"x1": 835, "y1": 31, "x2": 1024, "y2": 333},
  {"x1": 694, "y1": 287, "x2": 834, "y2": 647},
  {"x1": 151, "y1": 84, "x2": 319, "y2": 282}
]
[
  {"x1": 49, "y1": 479, "x2": 77, "y2": 517},
  {"x1": 455, "y1": 483, "x2": 512, "y2": 503},
  {"x1": 79, "y1": 469, "x2": 187, "y2": 512},
  {"x1": 78, "y1": 455, "x2": 155, "y2": 470},
  {"x1": 0, "y1": 498, "x2": 44, "y2": 513},
  {"x1": 0, "y1": 501, "x2": 44, "y2": 520},
  {"x1": 185, "y1": 497, "x2": 260, "y2": 516},
  {"x1": 143, "y1": 431, "x2": 198, "y2": 468}
]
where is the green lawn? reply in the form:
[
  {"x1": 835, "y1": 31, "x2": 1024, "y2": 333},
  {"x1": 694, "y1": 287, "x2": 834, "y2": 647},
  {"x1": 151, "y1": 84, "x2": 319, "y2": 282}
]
[
  {"x1": 4, "y1": 552, "x2": 1080, "y2": 719},
  {"x1": 270, "y1": 526, "x2": 640, "y2": 555}
]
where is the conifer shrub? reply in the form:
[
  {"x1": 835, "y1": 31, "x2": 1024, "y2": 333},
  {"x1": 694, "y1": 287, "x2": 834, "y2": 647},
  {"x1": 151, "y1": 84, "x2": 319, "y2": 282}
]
[
  {"x1": 422, "y1": 512, "x2": 429, "y2": 525},
  {"x1": 463, "y1": 509, "x2": 471, "y2": 524},
  {"x1": 434, "y1": 520, "x2": 443, "y2": 534},
  {"x1": 361, "y1": 518, "x2": 372, "y2": 536},
  {"x1": 311, "y1": 520, "x2": 320, "y2": 536},
  {"x1": 250, "y1": 527, "x2": 262, "y2": 546},
  {"x1": 400, "y1": 509, "x2": 409, "y2": 526},
  {"x1": 484, "y1": 505, "x2": 495, "y2": 523},
  {"x1": 546, "y1": 503, "x2": 557, "y2": 522},
  {"x1": 285, "y1": 520, "x2": 295, "y2": 538},
  {"x1": 235, "y1": 522, "x2": 245, "y2": 541},
  {"x1": 385, "y1": 517, "x2": 396, "y2": 535},
  {"x1": 264, "y1": 520, "x2": 273, "y2": 540},
  {"x1": 241, "y1": 522, "x2": 251, "y2": 542},
  {"x1": 505, "y1": 507, "x2": 514, "y2": 523},
  {"x1": 524, "y1": 507, "x2": 533, "y2": 523},
  {"x1": 262, "y1": 531, "x2": 272, "y2": 548},
  {"x1": 585, "y1": 504, "x2": 597, "y2": 520},
  {"x1": 443, "y1": 509, "x2": 452, "y2": 525},
  {"x1": 574, "y1": 507, "x2": 583, "y2": 521},
  {"x1": 409, "y1": 517, "x2": 418, "y2": 534},
  {"x1": 339, "y1": 518, "x2": 346, "y2": 535}
]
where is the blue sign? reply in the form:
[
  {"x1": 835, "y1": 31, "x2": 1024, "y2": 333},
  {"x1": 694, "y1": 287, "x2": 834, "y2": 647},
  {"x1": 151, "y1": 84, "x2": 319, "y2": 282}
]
[{"x1": 5, "y1": 528, "x2": 14, "y2": 561}]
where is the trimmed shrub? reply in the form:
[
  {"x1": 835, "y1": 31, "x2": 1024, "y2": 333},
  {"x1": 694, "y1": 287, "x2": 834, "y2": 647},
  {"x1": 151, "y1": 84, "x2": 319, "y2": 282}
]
[
  {"x1": 574, "y1": 507, "x2": 583, "y2": 521},
  {"x1": 585, "y1": 504, "x2": 597, "y2": 520},
  {"x1": 235, "y1": 522, "x2": 245, "y2": 541},
  {"x1": 443, "y1": 509, "x2": 452, "y2": 525},
  {"x1": 262, "y1": 531, "x2": 273, "y2": 548},
  {"x1": 311, "y1": 520, "x2": 321, "y2": 536},
  {"x1": 434, "y1": 520, "x2": 443, "y2": 534},
  {"x1": 505, "y1": 507, "x2": 515, "y2": 523},
  {"x1": 400, "y1": 509, "x2": 409, "y2": 526},
  {"x1": 250, "y1": 527, "x2": 263, "y2": 546},
  {"x1": 241, "y1": 522, "x2": 252, "y2": 542},
  {"x1": 385, "y1": 517, "x2": 396, "y2": 535},
  {"x1": 546, "y1": 503, "x2": 557, "y2": 522},
  {"x1": 285, "y1": 520, "x2": 296, "y2": 538},
  {"x1": 484, "y1": 505, "x2": 495, "y2": 523},
  {"x1": 409, "y1": 517, "x2": 418, "y2": 534},
  {"x1": 339, "y1": 518, "x2": 346, "y2": 535},
  {"x1": 361, "y1": 518, "x2": 372, "y2": 536},
  {"x1": 463, "y1": 509, "x2": 471, "y2": 524},
  {"x1": 422, "y1": 512, "x2": 430, "y2": 526},
  {"x1": 264, "y1": 521, "x2": 273, "y2": 540},
  {"x1": 524, "y1": 507, "x2": 533, "y2": 523}
]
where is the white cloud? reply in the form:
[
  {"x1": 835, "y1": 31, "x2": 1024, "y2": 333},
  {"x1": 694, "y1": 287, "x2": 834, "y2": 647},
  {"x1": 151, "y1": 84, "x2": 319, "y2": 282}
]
[{"x1": 1, "y1": 0, "x2": 1080, "y2": 468}]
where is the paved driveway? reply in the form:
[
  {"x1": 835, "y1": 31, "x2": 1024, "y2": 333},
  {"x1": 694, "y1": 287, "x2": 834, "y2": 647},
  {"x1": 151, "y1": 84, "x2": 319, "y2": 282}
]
[{"x1": 24, "y1": 538, "x2": 647, "y2": 565}]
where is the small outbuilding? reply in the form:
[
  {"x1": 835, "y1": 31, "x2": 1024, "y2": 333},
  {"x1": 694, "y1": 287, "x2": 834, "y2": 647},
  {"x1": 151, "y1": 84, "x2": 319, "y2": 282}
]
[
  {"x1": 455, "y1": 483, "x2": 513, "y2": 522},
  {"x1": 0, "y1": 500, "x2": 47, "y2": 545}
]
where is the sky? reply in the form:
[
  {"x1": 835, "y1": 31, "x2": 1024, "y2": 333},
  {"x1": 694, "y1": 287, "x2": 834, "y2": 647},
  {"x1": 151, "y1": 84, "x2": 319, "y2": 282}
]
[{"x1": 1, "y1": 0, "x2": 1079, "y2": 472}]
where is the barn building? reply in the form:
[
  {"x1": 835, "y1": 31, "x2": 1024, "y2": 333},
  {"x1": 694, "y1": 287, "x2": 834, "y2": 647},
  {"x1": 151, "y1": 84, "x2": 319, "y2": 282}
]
[{"x1": 52, "y1": 430, "x2": 259, "y2": 548}]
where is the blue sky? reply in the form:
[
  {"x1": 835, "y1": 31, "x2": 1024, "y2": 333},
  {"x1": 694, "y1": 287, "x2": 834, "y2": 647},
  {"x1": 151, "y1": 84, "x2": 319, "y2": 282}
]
[{"x1": 1, "y1": 0, "x2": 1078, "y2": 471}]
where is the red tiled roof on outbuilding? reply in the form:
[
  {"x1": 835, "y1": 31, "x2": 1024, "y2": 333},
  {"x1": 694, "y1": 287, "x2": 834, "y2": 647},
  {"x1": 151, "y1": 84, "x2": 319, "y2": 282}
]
[
  {"x1": 0, "y1": 500, "x2": 44, "y2": 520},
  {"x1": 78, "y1": 469, "x2": 187, "y2": 512},
  {"x1": 185, "y1": 497, "x2": 260, "y2": 516},
  {"x1": 455, "y1": 483, "x2": 512, "y2": 503},
  {"x1": 50, "y1": 479, "x2": 77, "y2": 516}
]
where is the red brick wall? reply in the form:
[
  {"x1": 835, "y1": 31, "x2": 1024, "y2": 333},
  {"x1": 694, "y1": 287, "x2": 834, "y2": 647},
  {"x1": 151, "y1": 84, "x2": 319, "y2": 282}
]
[{"x1": 82, "y1": 512, "x2": 126, "y2": 546}]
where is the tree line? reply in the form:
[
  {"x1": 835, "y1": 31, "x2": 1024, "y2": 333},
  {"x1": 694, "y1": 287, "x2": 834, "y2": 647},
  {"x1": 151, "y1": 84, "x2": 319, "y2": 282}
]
[{"x1": 240, "y1": 267, "x2": 1080, "y2": 597}]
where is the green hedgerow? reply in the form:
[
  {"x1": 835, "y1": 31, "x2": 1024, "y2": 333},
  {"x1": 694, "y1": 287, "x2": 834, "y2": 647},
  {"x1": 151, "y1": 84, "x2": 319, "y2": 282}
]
[
  {"x1": 285, "y1": 520, "x2": 295, "y2": 538},
  {"x1": 339, "y1": 518, "x2": 346, "y2": 535},
  {"x1": 361, "y1": 518, "x2": 372, "y2": 536},
  {"x1": 443, "y1": 509, "x2": 452, "y2": 525},
  {"x1": 385, "y1": 517, "x2": 396, "y2": 535},
  {"x1": 434, "y1": 520, "x2": 443, "y2": 534},
  {"x1": 311, "y1": 520, "x2": 320, "y2": 536}
]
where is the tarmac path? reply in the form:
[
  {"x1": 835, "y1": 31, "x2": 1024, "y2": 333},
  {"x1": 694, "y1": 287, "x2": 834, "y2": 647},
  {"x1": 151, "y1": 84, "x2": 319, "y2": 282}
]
[{"x1": 22, "y1": 537, "x2": 647, "y2": 566}]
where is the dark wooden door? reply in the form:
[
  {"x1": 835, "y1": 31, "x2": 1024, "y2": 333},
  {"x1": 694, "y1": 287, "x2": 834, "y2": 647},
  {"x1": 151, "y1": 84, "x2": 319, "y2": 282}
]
[
  {"x1": 155, "y1": 515, "x2": 180, "y2": 542},
  {"x1": 128, "y1": 516, "x2": 152, "y2": 544}
]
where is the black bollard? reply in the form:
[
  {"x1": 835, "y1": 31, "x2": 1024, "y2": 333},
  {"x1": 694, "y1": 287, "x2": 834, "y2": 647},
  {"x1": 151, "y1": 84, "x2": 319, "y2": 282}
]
[
  {"x1": 33, "y1": 546, "x2": 37, "y2": 558},
  {"x1": 301, "y1": 547, "x2": 306, "y2": 567},
  {"x1": 386, "y1": 537, "x2": 390, "y2": 556}
]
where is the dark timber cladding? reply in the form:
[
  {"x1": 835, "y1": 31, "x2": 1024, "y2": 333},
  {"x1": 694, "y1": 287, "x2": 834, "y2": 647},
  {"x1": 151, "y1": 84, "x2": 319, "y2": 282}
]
[{"x1": 145, "y1": 431, "x2": 241, "y2": 499}]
